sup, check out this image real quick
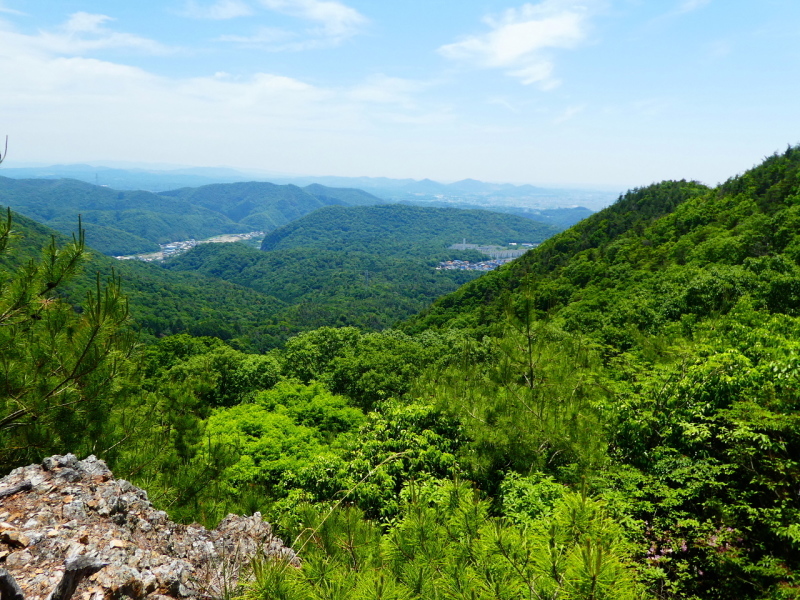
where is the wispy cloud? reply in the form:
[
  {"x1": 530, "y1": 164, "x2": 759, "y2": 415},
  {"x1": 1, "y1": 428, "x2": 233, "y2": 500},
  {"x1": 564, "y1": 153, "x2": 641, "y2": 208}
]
[
  {"x1": 259, "y1": 0, "x2": 366, "y2": 40},
  {"x1": 439, "y1": 1, "x2": 597, "y2": 89},
  {"x1": 216, "y1": 0, "x2": 367, "y2": 50},
  {"x1": 24, "y1": 12, "x2": 175, "y2": 56},
  {"x1": 181, "y1": 0, "x2": 254, "y2": 20},
  {"x1": 217, "y1": 26, "x2": 297, "y2": 48},
  {"x1": 676, "y1": 0, "x2": 712, "y2": 14},
  {"x1": 706, "y1": 39, "x2": 731, "y2": 60},
  {"x1": 487, "y1": 96, "x2": 522, "y2": 113},
  {"x1": 347, "y1": 75, "x2": 426, "y2": 107},
  {"x1": 554, "y1": 104, "x2": 585, "y2": 124},
  {"x1": 0, "y1": 2, "x2": 24, "y2": 16}
]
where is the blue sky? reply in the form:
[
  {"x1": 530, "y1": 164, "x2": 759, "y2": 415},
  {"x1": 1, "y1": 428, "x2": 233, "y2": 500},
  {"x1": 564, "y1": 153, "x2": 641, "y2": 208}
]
[{"x1": 1, "y1": 0, "x2": 799, "y2": 187}]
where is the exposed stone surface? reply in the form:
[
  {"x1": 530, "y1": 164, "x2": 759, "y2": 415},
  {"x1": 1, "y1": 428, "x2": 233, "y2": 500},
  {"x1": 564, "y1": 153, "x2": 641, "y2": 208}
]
[{"x1": 0, "y1": 454, "x2": 298, "y2": 600}]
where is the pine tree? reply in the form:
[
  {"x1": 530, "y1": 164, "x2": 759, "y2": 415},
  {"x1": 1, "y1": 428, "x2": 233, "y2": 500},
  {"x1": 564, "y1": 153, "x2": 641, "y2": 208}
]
[{"x1": 0, "y1": 210, "x2": 137, "y2": 469}]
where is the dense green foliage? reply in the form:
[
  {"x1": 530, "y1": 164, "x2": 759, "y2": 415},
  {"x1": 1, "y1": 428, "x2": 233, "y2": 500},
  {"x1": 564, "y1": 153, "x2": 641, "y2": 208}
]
[
  {"x1": 164, "y1": 242, "x2": 477, "y2": 332},
  {"x1": 163, "y1": 204, "x2": 556, "y2": 333},
  {"x1": 0, "y1": 211, "x2": 136, "y2": 467},
  {"x1": 46, "y1": 219, "x2": 159, "y2": 255},
  {"x1": 0, "y1": 211, "x2": 290, "y2": 350},
  {"x1": 0, "y1": 177, "x2": 384, "y2": 255},
  {"x1": 405, "y1": 179, "x2": 710, "y2": 334},
  {"x1": 259, "y1": 204, "x2": 557, "y2": 252},
  {"x1": 251, "y1": 481, "x2": 641, "y2": 600},
  {"x1": 5, "y1": 148, "x2": 800, "y2": 599}
]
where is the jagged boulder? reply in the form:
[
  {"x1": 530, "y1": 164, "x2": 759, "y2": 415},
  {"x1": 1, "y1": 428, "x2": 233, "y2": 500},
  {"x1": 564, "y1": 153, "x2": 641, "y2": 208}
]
[{"x1": 0, "y1": 454, "x2": 298, "y2": 600}]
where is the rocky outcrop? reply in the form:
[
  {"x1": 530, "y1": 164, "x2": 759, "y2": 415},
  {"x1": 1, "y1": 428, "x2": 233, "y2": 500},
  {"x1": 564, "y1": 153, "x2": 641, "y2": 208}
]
[{"x1": 0, "y1": 454, "x2": 298, "y2": 600}]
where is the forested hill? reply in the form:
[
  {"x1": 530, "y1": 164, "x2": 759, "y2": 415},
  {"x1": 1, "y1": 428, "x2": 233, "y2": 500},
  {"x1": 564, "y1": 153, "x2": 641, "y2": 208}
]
[
  {"x1": 0, "y1": 202, "x2": 558, "y2": 349},
  {"x1": 0, "y1": 177, "x2": 384, "y2": 256},
  {"x1": 0, "y1": 176, "x2": 240, "y2": 255},
  {"x1": 408, "y1": 147, "x2": 800, "y2": 336},
  {"x1": 165, "y1": 204, "x2": 558, "y2": 333},
  {"x1": 160, "y1": 181, "x2": 384, "y2": 231},
  {"x1": 405, "y1": 178, "x2": 710, "y2": 332},
  {"x1": 260, "y1": 203, "x2": 558, "y2": 253},
  {"x1": 391, "y1": 147, "x2": 800, "y2": 597},
  {"x1": 0, "y1": 210, "x2": 290, "y2": 349}
]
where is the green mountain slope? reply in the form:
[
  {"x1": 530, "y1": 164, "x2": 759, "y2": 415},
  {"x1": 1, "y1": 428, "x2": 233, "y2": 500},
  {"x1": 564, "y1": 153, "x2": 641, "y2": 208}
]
[
  {"x1": 405, "y1": 179, "x2": 710, "y2": 332},
  {"x1": 260, "y1": 203, "x2": 558, "y2": 253},
  {"x1": 386, "y1": 147, "x2": 800, "y2": 598},
  {"x1": 302, "y1": 183, "x2": 384, "y2": 206},
  {"x1": 164, "y1": 242, "x2": 478, "y2": 331},
  {"x1": 161, "y1": 182, "x2": 334, "y2": 229},
  {"x1": 0, "y1": 210, "x2": 288, "y2": 350},
  {"x1": 164, "y1": 204, "x2": 558, "y2": 333},
  {"x1": 41, "y1": 219, "x2": 159, "y2": 255},
  {"x1": 160, "y1": 181, "x2": 385, "y2": 231}
]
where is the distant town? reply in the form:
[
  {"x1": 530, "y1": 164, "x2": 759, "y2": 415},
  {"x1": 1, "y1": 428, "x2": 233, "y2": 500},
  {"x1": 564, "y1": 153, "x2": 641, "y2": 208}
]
[
  {"x1": 438, "y1": 240, "x2": 539, "y2": 271},
  {"x1": 437, "y1": 258, "x2": 517, "y2": 271},
  {"x1": 116, "y1": 233, "x2": 536, "y2": 273},
  {"x1": 115, "y1": 231, "x2": 264, "y2": 262}
]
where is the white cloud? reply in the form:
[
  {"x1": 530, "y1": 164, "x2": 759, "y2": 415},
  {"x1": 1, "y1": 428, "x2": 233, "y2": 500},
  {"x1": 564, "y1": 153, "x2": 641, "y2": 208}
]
[
  {"x1": 259, "y1": 0, "x2": 366, "y2": 40},
  {"x1": 181, "y1": 0, "x2": 254, "y2": 20},
  {"x1": 0, "y1": 16, "x2": 445, "y2": 173},
  {"x1": 216, "y1": 0, "x2": 367, "y2": 50},
  {"x1": 439, "y1": 1, "x2": 596, "y2": 88},
  {"x1": 21, "y1": 12, "x2": 175, "y2": 56},
  {"x1": 347, "y1": 75, "x2": 425, "y2": 106},
  {"x1": 63, "y1": 12, "x2": 113, "y2": 34},
  {"x1": 217, "y1": 26, "x2": 297, "y2": 47}
]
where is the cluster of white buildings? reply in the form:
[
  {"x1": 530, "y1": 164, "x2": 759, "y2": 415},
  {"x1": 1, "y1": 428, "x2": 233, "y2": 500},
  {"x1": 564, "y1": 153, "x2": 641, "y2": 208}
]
[
  {"x1": 161, "y1": 239, "x2": 197, "y2": 256},
  {"x1": 437, "y1": 258, "x2": 516, "y2": 272},
  {"x1": 115, "y1": 231, "x2": 265, "y2": 262}
]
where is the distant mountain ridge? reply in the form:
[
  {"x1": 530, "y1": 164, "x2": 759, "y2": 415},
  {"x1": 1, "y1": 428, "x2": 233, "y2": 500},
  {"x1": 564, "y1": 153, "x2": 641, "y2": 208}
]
[
  {"x1": 0, "y1": 164, "x2": 258, "y2": 191},
  {"x1": 0, "y1": 163, "x2": 615, "y2": 210},
  {"x1": 271, "y1": 174, "x2": 613, "y2": 207},
  {"x1": 160, "y1": 181, "x2": 381, "y2": 231},
  {"x1": 0, "y1": 177, "x2": 385, "y2": 255}
]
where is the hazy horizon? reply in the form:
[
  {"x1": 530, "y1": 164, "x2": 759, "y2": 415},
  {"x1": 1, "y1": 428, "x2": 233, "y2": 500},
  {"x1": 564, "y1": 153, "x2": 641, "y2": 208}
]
[
  {"x1": 1, "y1": 1, "x2": 798, "y2": 188},
  {"x1": 1, "y1": 159, "x2": 629, "y2": 191}
]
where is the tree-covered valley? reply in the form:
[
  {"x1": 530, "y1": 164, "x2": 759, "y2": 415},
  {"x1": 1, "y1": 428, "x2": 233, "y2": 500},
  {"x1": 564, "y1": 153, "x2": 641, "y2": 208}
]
[
  {"x1": 3, "y1": 147, "x2": 800, "y2": 599},
  {"x1": 162, "y1": 204, "x2": 557, "y2": 335}
]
